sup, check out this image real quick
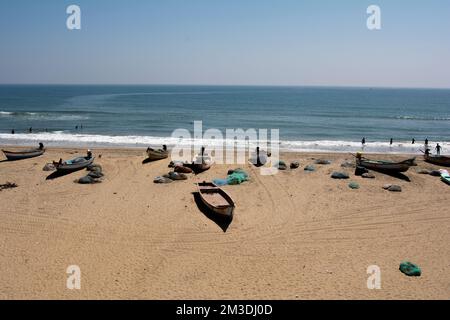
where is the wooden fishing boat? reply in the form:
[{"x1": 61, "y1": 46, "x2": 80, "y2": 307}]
[
  {"x1": 185, "y1": 147, "x2": 213, "y2": 174},
  {"x1": 357, "y1": 157, "x2": 416, "y2": 173},
  {"x1": 197, "y1": 182, "x2": 235, "y2": 218},
  {"x1": 146, "y1": 148, "x2": 169, "y2": 161},
  {"x1": 54, "y1": 156, "x2": 94, "y2": 172},
  {"x1": 2, "y1": 143, "x2": 45, "y2": 161},
  {"x1": 249, "y1": 148, "x2": 270, "y2": 167},
  {"x1": 424, "y1": 154, "x2": 450, "y2": 167},
  {"x1": 185, "y1": 161, "x2": 211, "y2": 174}
]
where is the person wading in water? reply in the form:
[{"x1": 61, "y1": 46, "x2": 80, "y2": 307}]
[{"x1": 436, "y1": 143, "x2": 442, "y2": 155}]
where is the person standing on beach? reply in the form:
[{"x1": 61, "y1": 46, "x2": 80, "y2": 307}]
[
  {"x1": 425, "y1": 138, "x2": 429, "y2": 146},
  {"x1": 412, "y1": 138, "x2": 415, "y2": 144},
  {"x1": 362, "y1": 137, "x2": 366, "y2": 145},
  {"x1": 390, "y1": 138, "x2": 393, "y2": 146},
  {"x1": 436, "y1": 143, "x2": 442, "y2": 155},
  {"x1": 11, "y1": 129, "x2": 15, "y2": 134},
  {"x1": 29, "y1": 127, "x2": 32, "y2": 133}
]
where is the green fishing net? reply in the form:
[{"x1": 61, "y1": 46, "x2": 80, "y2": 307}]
[{"x1": 227, "y1": 169, "x2": 249, "y2": 185}]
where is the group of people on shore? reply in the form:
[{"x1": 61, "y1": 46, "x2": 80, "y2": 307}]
[{"x1": 361, "y1": 137, "x2": 443, "y2": 155}]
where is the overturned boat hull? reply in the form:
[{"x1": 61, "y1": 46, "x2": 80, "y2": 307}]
[
  {"x1": 357, "y1": 158, "x2": 416, "y2": 173},
  {"x1": 146, "y1": 149, "x2": 169, "y2": 161},
  {"x1": 424, "y1": 154, "x2": 450, "y2": 167},
  {"x1": 2, "y1": 148, "x2": 45, "y2": 161}
]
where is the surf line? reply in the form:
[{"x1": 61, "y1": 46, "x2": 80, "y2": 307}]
[{"x1": 176, "y1": 304, "x2": 210, "y2": 318}]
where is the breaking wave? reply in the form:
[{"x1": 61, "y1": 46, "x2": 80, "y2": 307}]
[
  {"x1": 1, "y1": 132, "x2": 447, "y2": 154},
  {"x1": 395, "y1": 115, "x2": 450, "y2": 121}
]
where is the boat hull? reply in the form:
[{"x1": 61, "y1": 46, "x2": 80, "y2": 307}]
[
  {"x1": 197, "y1": 182, "x2": 235, "y2": 219},
  {"x1": 2, "y1": 149, "x2": 45, "y2": 161},
  {"x1": 56, "y1": 157, "x2": 95, "y2": 172},
  {"x1": 146, "y1": 150, "x2": 169, "y2": 161},
  {"x1": 442, "y1": 176, "x2": 450, "y2": 185},
  {"x1": 424, "y1": 155, "x2": 450, "y2": 167},
  {"x1": 357, "y1": 158, "x2": 415, "y2": 173}
]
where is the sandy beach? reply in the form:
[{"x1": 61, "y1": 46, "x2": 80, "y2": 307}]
[{"x1": 0, "y1": 146, "x2": 449, "y2": 300}]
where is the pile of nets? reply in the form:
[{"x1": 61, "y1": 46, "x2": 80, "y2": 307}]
[
  {"x1": 213, "y1": 168, "x2": 250, "y2": 186},
  {"x1": 76, "y1": 164, "x2": 104, "y2": 184},
  {"x1": 399, "y1": 261, "x2": 421, "y2": 277}
]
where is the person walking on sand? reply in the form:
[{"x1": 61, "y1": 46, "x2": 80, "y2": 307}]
[{"x1": 436, "y1": 143, "x2": 442, "y2": 155}]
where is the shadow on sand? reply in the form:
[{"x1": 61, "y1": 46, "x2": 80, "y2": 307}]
[
  {"x1": 192, "y1": 192, "x2": 232, "y2": 233},
  {"x1": 142, "y1": 158, "x2": 166, "y2": 165},
  {"x1": 371, "y1": 170, "x2": 411, "y2": 182},
  {"x1": 46, "y1": 169, "x2": 84, "y2": 180}
]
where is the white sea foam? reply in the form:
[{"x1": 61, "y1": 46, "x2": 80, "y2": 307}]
[
  {"x1": 395, "y1": 115, "x2": 450, "y2": 121},
  {"x1": 1, "y1": 132, "x2": 448, "y2": 154},
  {"x1": 0, "y1": 111, "x2": 88, "y2": 121}
]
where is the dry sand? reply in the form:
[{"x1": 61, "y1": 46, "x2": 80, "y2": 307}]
[{"x1": 0, "y1": 147, "x2": 449, "y2": 299}]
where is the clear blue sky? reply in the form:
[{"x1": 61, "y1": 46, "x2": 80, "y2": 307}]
[{"x1": 1, "y1": 0, "x2": 449, "y2": 87}]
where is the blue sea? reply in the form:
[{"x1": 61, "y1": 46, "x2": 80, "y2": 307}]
[{"x1": 0, "y1": 85, "x2": 449, "y2": 153}]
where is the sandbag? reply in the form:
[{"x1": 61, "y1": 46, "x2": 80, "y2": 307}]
[
  {"x1": 87, "y1": 164, "x2": 102, "y2": 173},
  {"x1": 88, "y1": 171, "x2": 104, "y2": 179},
  {"x1": 77, "y1": 176, "x2": 100, "y2": 184},
  {"x1": 331, "y1": 172, "x2": 349, "y2": 179},
  {"x1": 43, "y1": 163, "x2": 56, "y2": 171},
  {"x1": 348, "y1": 182, "x2": 360, "y2": 189},
  {"x1": 275, "y1": 161, "x2": 287, "y2": 170},
  {"x1": 315, "y1": 159, "x2": 331, "y2": 165},
  {"x1": 290, "y1": 161, "x2": 300, "y2": 169}
]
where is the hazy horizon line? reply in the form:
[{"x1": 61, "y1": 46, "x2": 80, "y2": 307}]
[{"x1": 1, "y1": 83, "x2": 450, "y2": 90}]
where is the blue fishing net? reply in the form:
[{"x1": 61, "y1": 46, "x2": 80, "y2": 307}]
[{"x1": 213, "y1": 179, "x2": 228, "y2": 186}]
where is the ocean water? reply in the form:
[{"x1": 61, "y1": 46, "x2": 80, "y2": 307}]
[{"x1": 0, "y1": 85, "x2": 449, "y2": 153}]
